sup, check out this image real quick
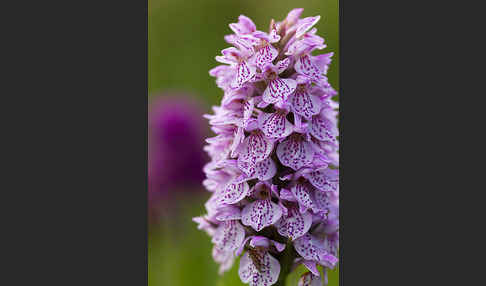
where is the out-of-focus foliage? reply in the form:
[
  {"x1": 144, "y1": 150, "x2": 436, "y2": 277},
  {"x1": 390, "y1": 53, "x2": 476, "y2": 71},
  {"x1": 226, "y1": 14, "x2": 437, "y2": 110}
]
[{"x1": 148, "y1": 0, "x2": 339, "y2": 285}]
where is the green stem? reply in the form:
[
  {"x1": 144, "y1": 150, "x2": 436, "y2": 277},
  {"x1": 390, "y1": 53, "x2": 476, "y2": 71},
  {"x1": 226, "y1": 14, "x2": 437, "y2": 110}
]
[{"x1": 274, "y1": 240, "x2": 295, "y2": 286}]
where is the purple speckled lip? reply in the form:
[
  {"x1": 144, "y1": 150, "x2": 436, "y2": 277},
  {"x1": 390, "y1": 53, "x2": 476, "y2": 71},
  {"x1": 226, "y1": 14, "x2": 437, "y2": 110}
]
[{"x1": 193, "y1": 8, "x2": 339, "y2": 286}]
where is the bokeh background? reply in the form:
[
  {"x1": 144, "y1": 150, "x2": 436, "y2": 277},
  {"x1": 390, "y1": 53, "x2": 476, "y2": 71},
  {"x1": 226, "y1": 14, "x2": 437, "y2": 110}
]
[{"x1": 148, "y1": 0, "x2": 339, "y2": 285}]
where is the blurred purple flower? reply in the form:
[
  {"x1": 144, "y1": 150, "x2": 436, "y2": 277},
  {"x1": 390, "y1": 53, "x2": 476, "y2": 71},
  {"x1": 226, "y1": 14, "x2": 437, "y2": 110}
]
[{"x1": 148, "y1": 93, "x2": 209, "y2": 221}]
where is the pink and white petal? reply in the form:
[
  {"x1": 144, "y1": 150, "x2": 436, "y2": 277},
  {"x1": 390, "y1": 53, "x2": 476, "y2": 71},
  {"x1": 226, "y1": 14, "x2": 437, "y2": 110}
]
[
  {"x1": 255, "y1": 45, "x2": 278, "y2": 70},
  {"x1": 312, "y1": 190, "x2": 331, "y2": 213},
  {"x1": 215, "y1": 205, "x2": 242, "y2": 221},
  {"x1": 258, "y1": 111, "x2": 293, "y2": 139},
  {"x1": 313, "y1": 53, "x2": 333, "y2": 75},
  {"x1": 302, "y1": 260, "x2": 320, "y2": 277},
  {"x1": 254, "y1": 157, "x2": 277, "y2": 181},
  {"x1": 229, "y1": 15, "x2": 256, "y2": 35},
  {"x1": 304, "y1": 168, "x2": 339, "y2": 192},
  {"x1": 249, "y1": 236, "x2": 270, "y2": 248},
  {"x1": 290, "y1": 87, "x2": 322, "y2": 119},
  {"x1": 234, "y1": 37, "x2": 255, "y2": 56},
  {"x1": 218, "y1": 180, "x2": 250, "y2": 204},
  {"x1": 272, "y1": 240, "x2": 286, "y2": 252},
  {"x1": 238, "y1": 250, "x2": 281, "y2": 286},
  {"x1": 276, "y1": 206, "x2": 312, "y2": 240},
  {"x1": 269, "y1": 28, "x2": 281, "y2": 43},
  {"x1": 262, "y1": 78, "x2": 297, "y2": 104},
  {"x1": 238, "y1": 131, "x2": 274, "y2": 163},
  {"x1": 298, "y1": 272, "x2": 322, "y2": 286},
  {"x1": 279, "y1": 188, "x2": 297, "y2": 202},
  {"x1": 296, "y1": 16, "x2": 321, "y2": 38},
  {"x1": 285, "y1": 8, "x2": 304, "y2": 26},
  {"x1": 276, "y1": 58, "x2": 291, "y2": 74},
  {"x1": 290, "y1": 182, "x2": 316, "y2": 213},
  {"x1": 294, "y1": 233, "x2": 331, "y2": 264},
  {"x1": 212, "y1": 246, "x2": 235, "y2": 275},
  {"x1": 234, "y1": 60, "x2": 256, "y2": 88},
  {"x1": 276, "y1": 135, "x2": 315, "y2": 170},
  {"x1": 295, "y1": 54, "x2": 323, "y2": 82},
  {"x1": 212, "y1": 220, "x2": 246, "y2": 252},
  {"x1": 238, "y1": 251, "x2": 254, "y2": 284},
  {"x1": 230, "y1": 127, "x2": 245, "y2": 158},
  {"x1": 243, "y1": 97, "x2": 255, "y2": 127},
  {"x1": 241, "y1": 199, "x2": 283, "y2": 231},
  {"x1": 309, "y1": 114, "x2": 337, "y2": 142}
]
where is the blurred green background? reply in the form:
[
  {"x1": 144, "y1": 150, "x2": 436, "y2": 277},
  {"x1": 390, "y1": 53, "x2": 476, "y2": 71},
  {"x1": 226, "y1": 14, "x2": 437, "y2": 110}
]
[{"x1": 148, "y1": 0, "x2": 339, "y2": 285}]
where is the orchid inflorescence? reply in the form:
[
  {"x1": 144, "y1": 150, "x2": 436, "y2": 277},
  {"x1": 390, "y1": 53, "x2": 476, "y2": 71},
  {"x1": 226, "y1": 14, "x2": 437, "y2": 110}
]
[{"x1": 193, "y1": 8, "x2": 339, "y2": 286}]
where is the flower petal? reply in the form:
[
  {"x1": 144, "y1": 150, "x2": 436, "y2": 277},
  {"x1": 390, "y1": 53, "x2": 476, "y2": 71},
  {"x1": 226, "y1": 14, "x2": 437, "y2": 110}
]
[
  {"x1": 218, "y1": 180, "x2": 250, "y2": 204},
  {"x1": 262, "y1": 78, "x2": 297, "y2": 104},
  {"x1": 294, "y1": 54, "x2": 323, "y2": 82},
  {"x1": 237, "y1": 157, "x2": 277, "y2": 181},
  {"x1": 276, "y1": 58, "x2": 291, "y2": 74},
  {"x1": 241, "y1": 199, "x2": 283, "y2": 231},
  {"x1": 215, "y1": 205, "x2": 242, "y2": 221},
  {"x1": 235, "y1": 60, "x2": 256, "y2": 88},
  {"x1": 243, "y1": 97, "x2": 255, "y2": 127},
  {"x1": 258, "y1": 111, "x2": 293, "y2": 139},
  {"x1": 276, "y1": 135, "x2": 315, "y2": 170},
  {"x1": 255, "y1": 45, "x2": 278, "y2": 70},
  {"x1": 290, "y1": 86, "x2": 322, "y2": 119},
  {"x1": 309, "y1": 114, "x2": 337, "y2": 142},
  {"x1": 229, "y1": 15, "x2": 256, "y2": 35},
  {"x1": 212, "y1": 220, "x2": 246, "y2": 252},
  {"x1": 298, "y1": 272, "x2": 322, "y2": 286},
  {"x1": 238, "y1": 249, "x2": 281, "y2": 286},
  {"x1": 296, "y1": 16, "x2": 321, "y2": 38},
  {"x1": 294, "y1": 233, "x2": 327, "y2": 261},
  {"x1": 212, "y1": 246, "x2": 236, "y2": 275},
  {"x1": 276, "y1": 205, "x2": 312, "y2": 240},
  {"x1": 238, "y1": 131, "x2": 274, "y2": 164},
  {"x1": 302, "y1": 260, "x2": 320, "y2": 277},
  {"x1": 294, "y1": 233, "x2": 337, "y2": 268},
  {"x1": 304, "y1": 168, "x2": 339, "y2": 192},
  {"x1": 290, "y1": 182, "x2": 316, "y2": 213},
  {"x1": 269, "y1": 28, "x2": 281, "y2": 43}
]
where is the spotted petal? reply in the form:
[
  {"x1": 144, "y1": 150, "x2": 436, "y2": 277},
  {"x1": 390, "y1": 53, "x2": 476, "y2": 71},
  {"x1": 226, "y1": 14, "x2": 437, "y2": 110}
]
[
  {"x1": 235, "y1": 60, "x2": 256, "y2": 88},
  {"x1": 258, "y1": 111, "x2": 293, "y2": 139},
  {"x1": 276, "y1": 58, "x2": 291, "y2": 74},
  {"x1": 212, "y1": 220, "x2": 246, "y2": 252},
  {"x1": 243, "y1": 97, "x2": 255, "y2": 127},
  {"x1": 218, "y1": 180, "x2": 250, "y2": 204},
  {"x1": 238, "y1": 249, "x2": 281, "y2": 286},
  {"x1": 309, "y1": 114, "x2": 337, "y2": 142},
  {"x1": 294, "y1": 233, "x2": 338, "y2": 268},
  {"x1": 298, "y1": 272, "x2": 322, "y2": 286},
  {"x1": 238, "y1": 131, "x2": 274, "y2": 164},
  {"x1": 255, "y1": 45, "x2": 278, "y2": 70},
  {"x1": 262, "y1": 78, "x2": 297, "y2": 104},
  {"x1": 276, "y1": 205, "x2": 312, "y2": 240},
  {"x1": 290, "y1": 86, "x2": 322, "y2": 119},
  {"x1": 238, "y1": 157, "x2": 277, "y2": 181},
  {"x1": 294, "y1": 55, "x2": 324, "y2": 82},
  {"x1": 241, "y1": 199, "x2": 283, "y2": 231},
  {"x1": 290, "y1": 182, "x2": 316, "y2": 213},
  {"x1": 302, "y1": 260, "x2": 320, "y2": 277},
  {"x1": 276, "y1": 135, "x2": 315, "y2": 170},
  {"x1": 304, "y1": 168, "x2": 339, "y2": 192}
]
